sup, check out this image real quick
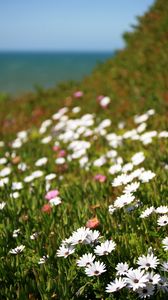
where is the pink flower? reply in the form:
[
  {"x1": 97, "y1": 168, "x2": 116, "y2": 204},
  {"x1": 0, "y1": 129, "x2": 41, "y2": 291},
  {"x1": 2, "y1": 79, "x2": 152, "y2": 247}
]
[
  {"x1": 73, "y1": 91, "x2": 83, "y2": 98},
  {"x1": 97, "y1": 95, "x2": 104, "y2": 103},
  {"x1": 86, "y1": 217, "x2": 100, "y2": 229},
  {"x1": 94, "y1": 174, "x2": 107, "y2": 183},
  {"x1": 57, "y1": 150, "x2": 66, "y2": 157},
  {"x1": 45, "y1": 189, "x2": 59, "y2": 200},
  {"x1": 52, "y1": 145, "x2": 60, "y2": 152},
  {"x1": 41, "y1": 204, "x2": 52, "y2": 213}
]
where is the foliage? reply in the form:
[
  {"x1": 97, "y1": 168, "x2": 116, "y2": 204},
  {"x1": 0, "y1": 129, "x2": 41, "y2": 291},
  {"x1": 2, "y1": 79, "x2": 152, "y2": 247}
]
[{"x1": 0, "y1": 0, "x2": 168, "y2": 299}]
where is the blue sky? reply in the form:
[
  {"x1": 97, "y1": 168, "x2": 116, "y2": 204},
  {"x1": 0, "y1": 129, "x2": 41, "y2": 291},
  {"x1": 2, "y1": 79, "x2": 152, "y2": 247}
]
[{"x1": 0, "y1": 0, "x2": 154, "y2": 51}]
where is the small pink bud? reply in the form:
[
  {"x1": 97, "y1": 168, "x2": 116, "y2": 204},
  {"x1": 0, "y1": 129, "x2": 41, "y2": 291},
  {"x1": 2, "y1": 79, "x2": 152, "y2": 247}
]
[
  {"x1": 94, "y1": 174, "x2": 107, "y2": 183},
  {"x1": 86, "y1": 217, "x2": 100, "y2": 229},
  {"x1": 73, "y1": 91, "x2": 83, "y2": 98},
  {"x1": 41, "y1": 204, "x2": 52, "y2": 213}
]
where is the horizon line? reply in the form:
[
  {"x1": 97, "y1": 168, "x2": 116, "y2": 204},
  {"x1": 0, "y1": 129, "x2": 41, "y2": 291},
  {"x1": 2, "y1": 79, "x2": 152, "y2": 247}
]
[{"x1": 0, "y1": 48, "x2": 121, "y2": 53}]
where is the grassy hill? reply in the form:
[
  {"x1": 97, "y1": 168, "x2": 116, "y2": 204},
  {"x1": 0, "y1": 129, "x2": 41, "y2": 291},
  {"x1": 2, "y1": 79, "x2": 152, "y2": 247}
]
[
  {"x1": 0, "y1": 0, "x2": 168, "y2": 299},
  {"x1": 0, "y1": 0, "x2": 167, "y2": 138}
]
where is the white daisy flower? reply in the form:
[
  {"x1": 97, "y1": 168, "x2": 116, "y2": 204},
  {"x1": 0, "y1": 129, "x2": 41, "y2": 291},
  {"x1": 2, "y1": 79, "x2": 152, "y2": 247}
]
[
  {"x1": 93, "y1": 156, "x2": 106, "y2": 167},
  {"x1": 55, "y1": 157, "x2": 66, "y2": 165},
  {"x1": 79, "y1": 156, "x2": 88, "y2": 168},
  {"x1": 123, "y1": 182, "x2": 140, "y2": 193},
  {"x1": 18, "y1": 162, "x2": 27, "y2": 171},
  {"x1": 41, "y1": 119, "x2": 52, "y2": 128},
  {"x1": 77, "y1": 253, "x2": 95, "y2": 267},
  {"x1": 123, "y1": 129, "x2": 137, "y2": 139},
  {"x1": 109, "y1": 138, "x2": 122, "y2": 148},
  {"x1": 136, "y1": 122, "x2": 147, "y2": 133},
  {"x1": 106, "y1": 277, "x2": 126, "y2": 293},
  {"x1": 147, "y1": 271, "x2": 161, "y2": 285},
  {"x1": 0, "y1": 157, "x2": 7, "y2": 165},
  {"x1": 0, "y1": 201, "x2": 6, "y2": 210},
  {"x1": 57, "y1": 244, "x2": 75, "y2": 258},
  {"x1": 39, "y1": 126, "x2": 47, "y2": 134},
  {"x1": 162, "y1": 237, "x2": 168, "y2": 251},
  {"x1": 84, "y1": 230, "x2": 100, "y2": 244},
  {"x1": 45, "y1": 173, "x2": 56, "y2": 181},
  {"x1": 161, "y1": 261, "x2": 168, "y2": 272},
  {"x1": 72, "y1": 106, "x2": 81, "y2": 114},
  {"x1": 10, "y1": 192, "x2": 20, "y2": 199},
  {"x1": 125, "y1": 269, "x2": 149, "y2": 291},
  {"x1": 17, "y1": 130, "x2": 28, "y2": 140},
  {"x1": 12, "y1": 182, "x2": 23, "y2": 190},
  {"x1": 140, "y1": 206, "x2": 155, "y2": 218},
  {"x1": 139, "y1": 170, "x2": 156, "y2": 183},
  {"x1": 131, "y1": 133, "x2": 140, "y2": 141},
  {"x1": 112, "y1": 173, "x2": 133, "y2": 187},
  {"x1": 52, "y1": 107, "x2": 68, "y2": 120},
  {"x1": 32, "y1": 170, "x2": 44, "y2": 179},
  {"x1": 155, "y1": 206, "x2": 168, "y2": 214},
  {"x1": 95, "y1": 124, "x2": 106, "y2": 135},
  {"x1": 122, "y1": 163, "x2": 134, "y2": 173},
  {"x1": 98, "y1": 119, "x2": 111, "y2": 129},
  {"x1": 100, "y1": 96, "x2": 111, "y2": 107},
  {"x1": 106, "y1": 150, "x2": 117, "y2": 158},
  {"x1": 49, "y1": 196, "x2": 61, "y2": 206},
  {"x1": 159, "y1": 131, "x2": 168, "y2": 138},
  {"x1": 11, "y1": 139, "x2": 22, "y2": 148},
  {"x1": 130, "y1": 168, "x2": 144, "y2": 180},
  {"x1": 71, "y1": 149, "x2": 86, "y2": 159},
  {"x1": 38, "y1": 255, "x2": 49, "y2": 264},
  {"x1": 109, "y1": 164, "x2": 122, "y2": 175},
  {"x1": 45, "y1": 181, "x2": 50, "y2": 191},
  {"x1": 157, "y1": 215, "x2": 168, "y2": 227},
  {"x1": 0, "y1": 167, "x2": 11, "y2": 177},
  {"x1": 157, "y1": 277, "x2": 168, "y2": 293},
  {"x1": 12, "y1": 228, "x2": 20, "y2": 238},
  {"x1": 30, "y1": 232, "x2": 38, "y2": 240},
  {"x1": 35, "y1": 157, "x2": 48, "y2": 167},
  {"x1": 85, "y1": 261, "x2": 106, "y2": 277},
  {"x1": 41, "y1": 136, "x2": 52, "y2": 144},
  {"x1": 24, "y1": 175, "x2": 34, "y2": 183},
  {"x1": 137, "y1": 253, "x2": 159, "y2": 270},
  {"x1": 118, "y1": 121, "x2": 125, "y2": 129},
  {"x1": 114, "y1": 193, "x2": 135, "y2": 208},
  {"x1": 134, "y1": 114, "x2": 149, "y2": 124},
  {"x1": 71, "y1": 227, "x2": 90, "y2": 245},
  {"x1": 61, "y1": 236, "x2": 74, "y2": 246},
  {"x1": 83, "y1": 129, "x2": 93, "y2": 137},
  {"x1": 116, "y1": 262, "x2": 129, "y2": 276},
  {"x1": 9, "y1": 245, "x2": 25, "y2": 254},
  {"x1": 94, "y1": 240, "x2": 116, "y2": 256},
  {"x1": 116, "y1": 157, "x2": 124, "y2": 165},
  {"x1": 147, "y1": 109, "x2": 155, "y2": 116},
  {"x1": 108, "y1": 205, "x2": 117, "y2": 214},
  {"x1": 131, "y1": 152, "x2": 145, "y2": 166},
  {"x1": 0, "y1": 141, "x2": 5, "y2": 147},
  {"x1": 140, "y1": 131, "x2": 157, "y2": 146},
  {"x1": 0, "y1": 177, "x2": 9, "y2": 187},
  {"x1": 137, "y1": 284, "x2": 154, "y2": 298},
  {"x1": 111, "y1": 174, "x2": 125, "y2": 187}
]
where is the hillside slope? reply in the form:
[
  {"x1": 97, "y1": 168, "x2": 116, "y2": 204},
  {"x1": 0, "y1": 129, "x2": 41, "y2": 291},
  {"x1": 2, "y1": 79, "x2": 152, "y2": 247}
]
[
  {"x1": 84, "y1": 0, "x2": 168, "y2": 115},
  {"x1": 0, "y1": 0, "x2": 167, "y2": 137}
]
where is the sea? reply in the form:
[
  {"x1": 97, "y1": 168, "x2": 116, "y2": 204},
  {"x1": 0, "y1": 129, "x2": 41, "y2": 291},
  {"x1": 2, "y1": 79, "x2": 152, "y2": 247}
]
[{"x1": 0, "y1": 51, "x2": 113, "y2": 95}]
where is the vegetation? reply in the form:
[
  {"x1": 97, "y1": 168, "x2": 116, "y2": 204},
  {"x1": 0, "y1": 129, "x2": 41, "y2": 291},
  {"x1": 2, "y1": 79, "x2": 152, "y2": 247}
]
[{"x1": 0, "y1": 0, "x2": 168, "y2": 299}]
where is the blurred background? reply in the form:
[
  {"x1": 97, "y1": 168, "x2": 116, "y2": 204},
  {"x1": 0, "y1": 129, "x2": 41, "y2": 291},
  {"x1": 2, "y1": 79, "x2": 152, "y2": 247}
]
[{"x1": 0, "y1": 0, "x2": 154, "y2": 95}]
